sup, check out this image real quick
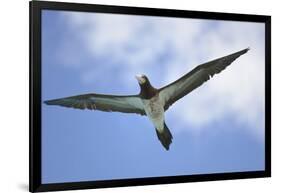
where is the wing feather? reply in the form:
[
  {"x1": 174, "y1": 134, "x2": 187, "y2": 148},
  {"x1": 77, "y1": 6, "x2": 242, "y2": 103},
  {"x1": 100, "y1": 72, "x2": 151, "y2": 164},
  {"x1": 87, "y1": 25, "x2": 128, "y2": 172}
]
[
  {"x1": 44, "y1": 93, "x2": 145, "y2": 115},
  {"x1": 159, "y1": 48, "x2": 249, "y2": 110}
]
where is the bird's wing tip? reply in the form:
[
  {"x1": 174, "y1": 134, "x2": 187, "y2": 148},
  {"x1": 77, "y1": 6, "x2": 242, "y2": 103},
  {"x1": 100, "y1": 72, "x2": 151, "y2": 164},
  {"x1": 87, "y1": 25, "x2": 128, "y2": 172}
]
[
  {"x1": 44, "y1": 100, "x2": 53, "y2": 105},
  {"x1": 239, "y1": 47, "x2": 250, "y2": 55}
]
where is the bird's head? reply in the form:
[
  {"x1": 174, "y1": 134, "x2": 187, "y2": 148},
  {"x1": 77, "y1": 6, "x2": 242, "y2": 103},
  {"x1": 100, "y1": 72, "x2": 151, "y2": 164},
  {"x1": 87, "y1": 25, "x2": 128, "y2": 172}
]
[
  {"x1": 135, "y1": 74, "x2": 156, "y2": 98},
  {"x1": 135, "y1": 74, "x2": 149, "y2": 86}
]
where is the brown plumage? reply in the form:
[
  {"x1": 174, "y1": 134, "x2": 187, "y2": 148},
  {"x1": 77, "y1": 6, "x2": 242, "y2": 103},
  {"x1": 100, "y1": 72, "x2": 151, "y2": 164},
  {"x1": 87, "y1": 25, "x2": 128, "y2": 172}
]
[{"x1": 138, "y1": 76, "x2": 158, "y2": 99}]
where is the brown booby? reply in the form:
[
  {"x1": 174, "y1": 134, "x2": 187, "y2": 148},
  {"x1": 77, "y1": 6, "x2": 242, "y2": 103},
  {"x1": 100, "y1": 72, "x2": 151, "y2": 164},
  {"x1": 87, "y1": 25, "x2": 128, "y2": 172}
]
[{"x1": 44, "y1": 48, "x2": 249, "y2": 150}]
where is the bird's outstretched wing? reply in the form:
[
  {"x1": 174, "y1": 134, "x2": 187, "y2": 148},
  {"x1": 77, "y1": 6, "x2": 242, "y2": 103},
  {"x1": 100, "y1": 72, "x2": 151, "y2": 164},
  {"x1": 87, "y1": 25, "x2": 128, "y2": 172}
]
[
  {"x1": 44, "y1": 93, "x2": 146, "y2": 115},
  {"x1": 159, "y1": 48, "x2": 249, "y2": 110}
]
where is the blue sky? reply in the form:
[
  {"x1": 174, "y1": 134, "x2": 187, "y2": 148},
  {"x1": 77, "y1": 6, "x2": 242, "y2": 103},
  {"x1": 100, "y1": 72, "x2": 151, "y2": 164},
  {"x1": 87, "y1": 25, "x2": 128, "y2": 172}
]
[{"x1": 41, "y1": 10, "x2": 265, "y2": 184}]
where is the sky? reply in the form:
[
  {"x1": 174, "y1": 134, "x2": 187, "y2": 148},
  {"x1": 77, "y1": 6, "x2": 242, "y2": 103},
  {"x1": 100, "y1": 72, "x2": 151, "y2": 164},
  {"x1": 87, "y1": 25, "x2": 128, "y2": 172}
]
[{"x1": 41, "y1": 10, "x2": 265, "y2": 184}]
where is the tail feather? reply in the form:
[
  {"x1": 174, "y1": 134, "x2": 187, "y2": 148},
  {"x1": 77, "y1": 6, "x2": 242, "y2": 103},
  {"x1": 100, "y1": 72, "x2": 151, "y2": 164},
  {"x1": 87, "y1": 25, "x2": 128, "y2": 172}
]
[{"x1": 155, "y1": 122, "x2": 173, "y2": 150}]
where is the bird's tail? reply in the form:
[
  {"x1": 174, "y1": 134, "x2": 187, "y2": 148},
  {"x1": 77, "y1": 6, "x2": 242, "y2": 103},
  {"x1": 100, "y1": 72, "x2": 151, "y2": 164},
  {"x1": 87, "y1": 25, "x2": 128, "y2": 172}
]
[{"x1": 155, "y1": 122, "x2": 173, "y2": 150}]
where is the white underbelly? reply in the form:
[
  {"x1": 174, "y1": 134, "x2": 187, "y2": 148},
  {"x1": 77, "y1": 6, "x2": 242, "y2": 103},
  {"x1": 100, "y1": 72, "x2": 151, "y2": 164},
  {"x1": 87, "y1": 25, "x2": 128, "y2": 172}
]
[{"x1": 142, "y1": 95, "x2": 164, "y2": 131}]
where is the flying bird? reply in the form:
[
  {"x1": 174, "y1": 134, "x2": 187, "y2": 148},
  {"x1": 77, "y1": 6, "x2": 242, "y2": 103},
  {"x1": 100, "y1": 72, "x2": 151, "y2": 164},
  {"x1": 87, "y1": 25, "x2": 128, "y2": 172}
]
[{"x1": 44, "y1": 48, "x2": 249, "y2": 150}]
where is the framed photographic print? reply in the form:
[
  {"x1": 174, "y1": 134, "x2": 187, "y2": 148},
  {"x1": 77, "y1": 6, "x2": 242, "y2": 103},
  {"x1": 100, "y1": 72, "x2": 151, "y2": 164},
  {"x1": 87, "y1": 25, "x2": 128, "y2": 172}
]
[{"x1": 30, "y1": 1, "x2": 271, "y2": 192}]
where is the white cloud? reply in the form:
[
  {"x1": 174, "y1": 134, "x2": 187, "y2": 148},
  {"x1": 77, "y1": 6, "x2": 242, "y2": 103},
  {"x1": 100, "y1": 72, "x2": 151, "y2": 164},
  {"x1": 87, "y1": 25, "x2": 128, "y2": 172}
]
[{"x1": 58, "y1": 11, "x2": 265, "y2": 139}]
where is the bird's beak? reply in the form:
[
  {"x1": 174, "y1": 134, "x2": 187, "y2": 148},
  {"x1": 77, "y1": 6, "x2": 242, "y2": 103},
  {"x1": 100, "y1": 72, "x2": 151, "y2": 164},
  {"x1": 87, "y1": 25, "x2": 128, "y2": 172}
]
[{"x1": 135, "y1": 75, "x2": 145, "y2": 84}]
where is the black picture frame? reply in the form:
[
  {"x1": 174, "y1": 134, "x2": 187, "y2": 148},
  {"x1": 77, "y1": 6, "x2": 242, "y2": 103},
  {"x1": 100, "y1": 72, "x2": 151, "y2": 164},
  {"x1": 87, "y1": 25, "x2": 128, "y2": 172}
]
[{"x1": 29, "y1": 1, "x2": 271, "y2": 192}]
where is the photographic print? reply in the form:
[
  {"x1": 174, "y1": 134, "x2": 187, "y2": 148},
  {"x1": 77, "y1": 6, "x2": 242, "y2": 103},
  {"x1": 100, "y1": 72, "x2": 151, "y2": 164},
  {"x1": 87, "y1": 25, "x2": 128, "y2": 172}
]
[
  {"x1": 30, "y1": 1, "x2": 270, "y2": 192},
  {"x1": 42, "y1": 10, "x2": 265, "y2": 182}
]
